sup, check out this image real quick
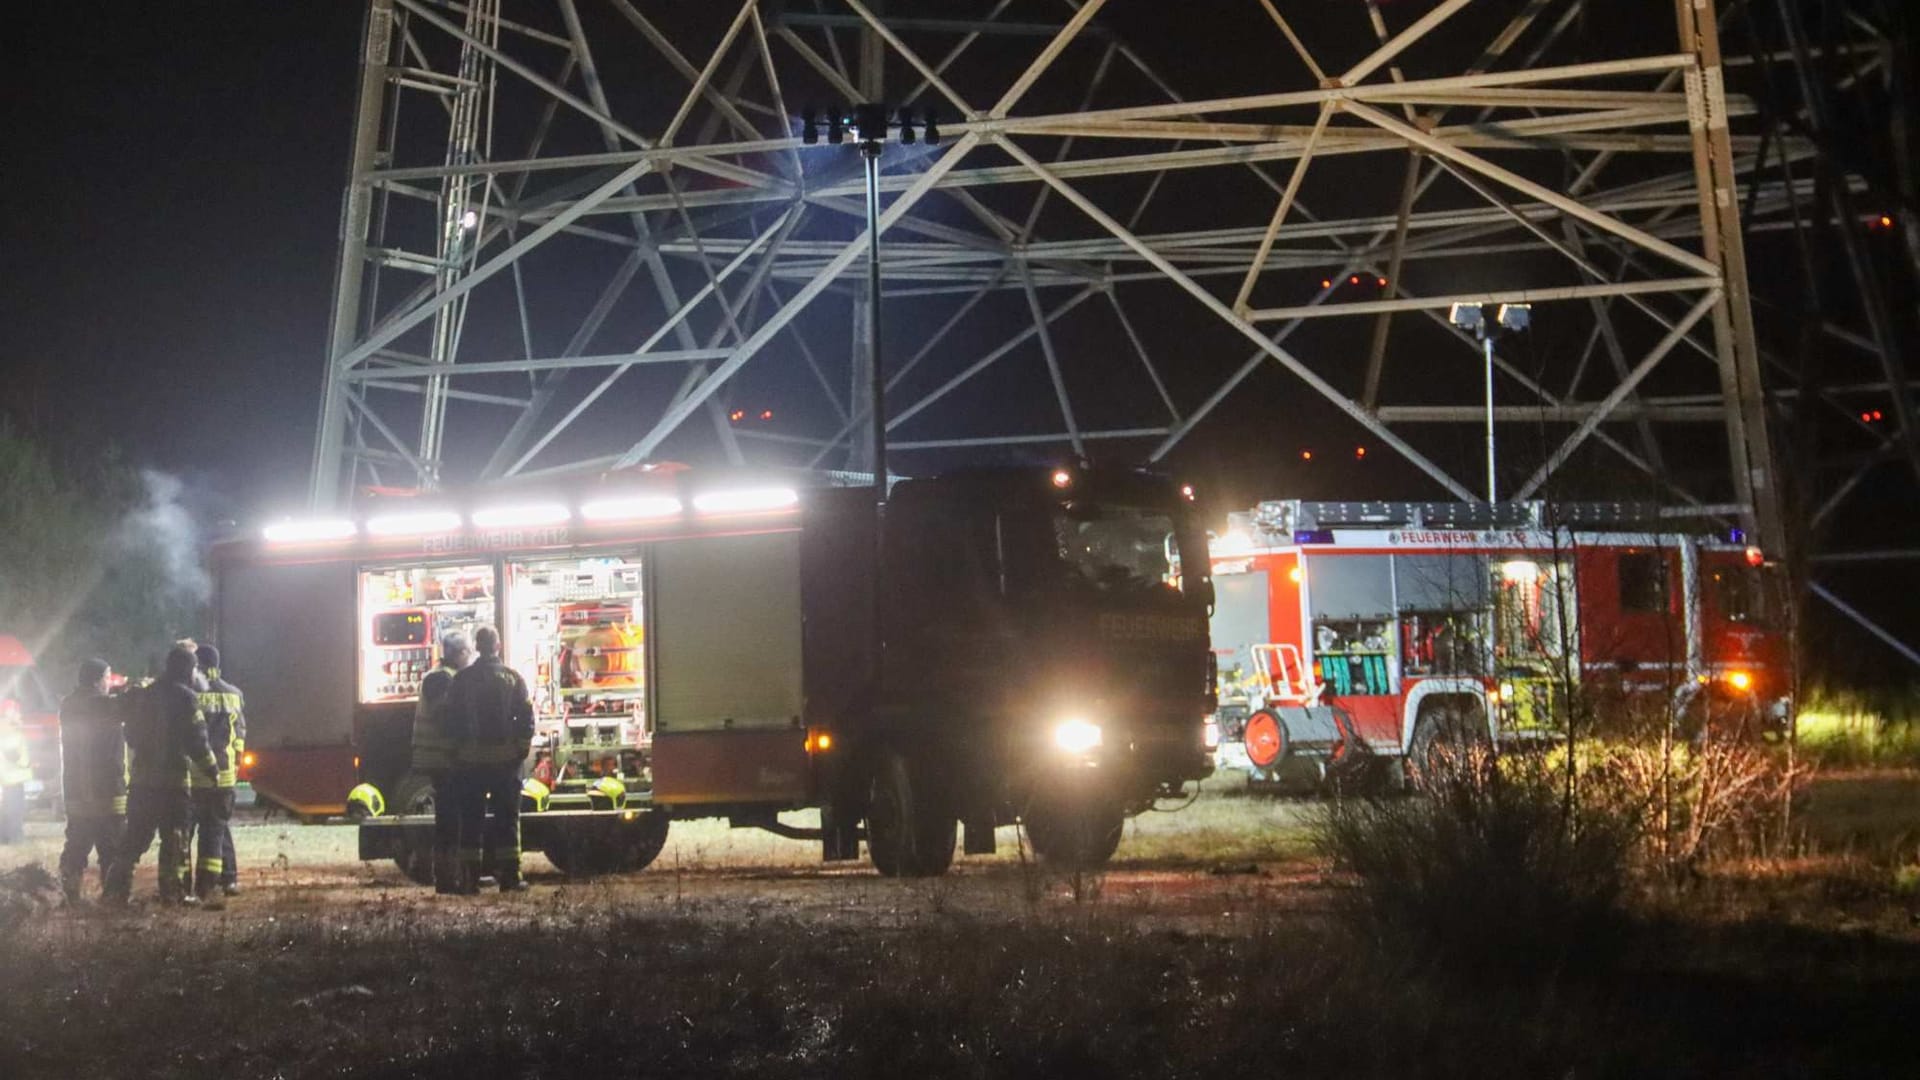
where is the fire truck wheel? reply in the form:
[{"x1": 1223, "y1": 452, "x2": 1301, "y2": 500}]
[
  {"x1": 1023, "y1": 796, "x2": 1125, "y2": 869},
  {"x1": 865, "y1": 752, "x2": 956, "y2": 878},
  {"x1": 617, "y1": 811, "x2": 672, "y2": 872},
  {"x1": 1406, "y1": 705, "x2": 1489, "y2": 791},
  {"x1": 390, "y1": 774, "x2": 438, "y2": 885}
]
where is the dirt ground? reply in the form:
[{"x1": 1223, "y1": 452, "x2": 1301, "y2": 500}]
[
  {"x1": 3, "y1": 770, "x2": 1918, "y2": 935},
  {"x1": 5, "y1": 771, "x2": 1920, "y2": 1077},
  {"x1": 0, "y1": 776, "x2": 1335, "y2": 934}
]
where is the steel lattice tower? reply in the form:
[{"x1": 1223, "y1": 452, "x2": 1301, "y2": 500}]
[{"x1": 307, "y1": 1, "x2": 1917, "y2": 658}]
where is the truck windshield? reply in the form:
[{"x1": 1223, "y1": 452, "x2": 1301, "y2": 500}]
[
  {"x1": 1050, "y1": 503, "x2": 1184, "y2": 597},
  {"x1": 1709, "y1": 565, "x2": 1772, "y2": 625}
]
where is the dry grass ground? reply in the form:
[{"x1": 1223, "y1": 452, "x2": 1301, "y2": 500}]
[{"x1": 1, "y1": 771, "x2": 1917, "y2": 1077}]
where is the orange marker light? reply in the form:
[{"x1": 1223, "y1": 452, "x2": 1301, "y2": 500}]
[
  {"x1": 1726, "y1": 670, "x2": 1753, "y2": 692},
  {"x1": 1376, "y1": 277, "x2": 1388, "y2": 287},
  {"x1": 1300, "y1": 449, "x2": 1313, "y2": 461},
  {"x1": 1288, "y1": 565, "x2": 1302, "y2": 584},
  {"x1": 1349, "y1": 274, "x2": 1361, "y2": 285},
  {"x1": 1320, "y1": 278, "x2": 1332, "y2": 289},
  {"x1": 729, "y1": 409, "x2": 745, "y2": 422},
  {"x1": 1745, "y1": 546, "x2": 1764, "y2": 567},
  {"x1": 760, "y1": 409, "x2": 774, "y2": 421},
  {"x1": 1354, "y1": 446, "x2": 1367, "y2": 459},
  {"x1": 1051, "y1": 469, "x2": 1072, "y2": 488}
]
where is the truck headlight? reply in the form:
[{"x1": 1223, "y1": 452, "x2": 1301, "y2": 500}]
[{"x1": 1052, "y1": 718, "x2": 1103, "y2": 753}]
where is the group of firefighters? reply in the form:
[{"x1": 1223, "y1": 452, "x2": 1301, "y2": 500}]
[
  {"x1": 31, "y1": 642, "x2": 247, "y2": 908},
  {"x1": 4, "y1": 622, "x2": 535, "y2": 905},
  {"x1": 404, "y1": 625, "x2": 537, "y2": 894}
]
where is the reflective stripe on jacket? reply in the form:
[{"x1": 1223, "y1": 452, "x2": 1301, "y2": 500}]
[{"x1": 194, "y1": 676, "x2": 247, "y2": 789}]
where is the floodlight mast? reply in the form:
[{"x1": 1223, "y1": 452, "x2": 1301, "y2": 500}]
[{"x1": 1451, "y1": 302, "x2": 1531, "y2": 504}]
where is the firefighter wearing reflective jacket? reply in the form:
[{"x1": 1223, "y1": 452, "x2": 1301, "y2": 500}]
[
  {"x1": 0, "y1": 705, "x2": 29, "y2": 845},
  {"x1": 446, "y1": 625, "x2": 535, "y2": 893},
  {"x1": 57, "y1": 659, "x2": 127, "y2": 903},
  {"x1": 413, "y1": 630, "x2": 473, "y2": 894},
  {"x1": 105, "y1": 644, "x2": 217, "y2": 906},
  {"x1": 191, "y1": 644, "x2": 246, "y2": 903}
]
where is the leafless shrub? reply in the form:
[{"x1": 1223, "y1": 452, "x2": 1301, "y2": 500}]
[{"x1": 1317, "y1": 746, "x2": 1636, "y2": 980}]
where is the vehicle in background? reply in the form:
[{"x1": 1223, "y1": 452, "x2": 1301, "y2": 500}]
[
  {"x1": 1207, "y1": 501, "x2": 1790, "y2": 789},
  {"x1": 214, "y1": 465, "x2": 1214, "y2": 878},
  {"x1": 0, "y1": 634, "x2": 61, "y2": 806}
]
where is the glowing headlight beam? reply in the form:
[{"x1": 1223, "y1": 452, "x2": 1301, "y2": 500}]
[{"x1": 1052, "y1": 719, "x2": 1103, "y2": 754}]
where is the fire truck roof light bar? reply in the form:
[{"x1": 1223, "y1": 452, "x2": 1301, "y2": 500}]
[
  {"x1": 471, "y1": 503, "x2": 571, "y2": 528},
  {"x1": 692, "y1": 487, "x2": 801, "y2": 515},
  {"x1": 262, "y1": 518, "x2": 358, "y2": 544},
  {"x1": 579, "y1": 495, "x2": 684, "y2": 523},
  {"x1": 365, "y1": 510, "x2": 464, "y2": 537}
]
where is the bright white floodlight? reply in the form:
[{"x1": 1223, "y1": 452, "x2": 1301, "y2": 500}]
[
  {"x1": 365, "y1": 510, "x2": 463, "y2": 537},
  {"x1": 262, "y1": 518, "x2": 357, "y2": 544},
  {"x1": 692, "y1": 488, "x2": 800, "y2": 514},
  {"x1": 580, "y1": 495, "x2": 683, "y2": 522},
  {"x1": 471, "y1": 503, "x2": 570, "y2": 528}
]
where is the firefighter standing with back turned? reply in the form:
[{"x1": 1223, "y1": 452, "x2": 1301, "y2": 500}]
[
  {"x1": 192, "y1": 644, "x2": 246, "y2": 902},
  {"x1": 446, "y1": 624, "x2": 534, "y2": 893},
  {"x1": 414, "y1": 629, "x2": 473, "y2": 894},
  {"x1": 57, "y1": 658, "x2": 127, "y2": 904},
  {"x1": 106, "y1": 643, "x2": 217, "y2": 906}
]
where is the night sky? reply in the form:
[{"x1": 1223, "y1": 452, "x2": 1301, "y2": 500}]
[{"x1": 2, "y1": 3, "x2": 1478, "y2": 519}]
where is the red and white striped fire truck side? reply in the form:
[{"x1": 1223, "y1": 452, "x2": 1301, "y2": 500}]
[{"x1": 1206, "y1": 500, "x2": 1790, "y2": 786}]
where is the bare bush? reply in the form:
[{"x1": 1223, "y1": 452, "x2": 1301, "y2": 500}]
[{"x1": 1316, "y1": 749, "x2": 1636, "y2": 980}]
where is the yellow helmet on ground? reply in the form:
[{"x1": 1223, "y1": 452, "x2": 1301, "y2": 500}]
[
  {"x1": 587, "y1": 775, "x2": 627, "y2": 811},
  {"x1": 520, "y1": 777, "x2": 551, "y2": 813},
  {"x1": 347, "y1": 783, "x2": 385, "y2": 819}
]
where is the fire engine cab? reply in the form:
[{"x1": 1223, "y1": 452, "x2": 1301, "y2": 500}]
[{"x1": 1207, "y1": 500, "x2": 1790, "y2": 787}]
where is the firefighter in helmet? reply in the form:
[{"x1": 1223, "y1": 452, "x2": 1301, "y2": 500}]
[
  {"x1": 56, "y1": 658, "x2": 127, "y2": 904},
  {"x1": 413, "y1": 629, "x2": 473, "y2": 894},
  {"x1": 445, "y1": 624, "x2": 535, "y2": 892},
  {"x1": 191, "y1": 644, "x2": 246, "y2": 902},
  {"x1": 105, "y1": 643, "x2": 217, "y2": 906},
  {"x1": 0, "y1": 700, "x2": 29, "y2": 845}
]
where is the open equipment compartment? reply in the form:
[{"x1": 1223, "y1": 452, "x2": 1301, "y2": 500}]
[{"x1": 504, "y1": 552, "x2": 649, "y2": 798}]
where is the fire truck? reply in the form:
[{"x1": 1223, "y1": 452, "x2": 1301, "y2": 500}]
[
  {"x1": 213, "y1": 465, "x2": 1214, "y2": 877},
  {"x1": 1206, "y1": 500, "x2": 1790, "y2": 788}
]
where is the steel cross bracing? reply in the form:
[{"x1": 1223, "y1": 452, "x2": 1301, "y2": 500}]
[{"x1": 306, "y1": 1, "x2": 1912, "y2": 652}]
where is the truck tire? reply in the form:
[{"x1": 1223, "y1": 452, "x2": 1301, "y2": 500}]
[
  {"x1": 864, "y1": 751, "x2": 956, "y2": 878},
  {"x1": 546, "y1": 812, "x2": 672, "y2": 877},
  {"x1": 617, "y1": 811, "x2": 671, "y2": 872},
  {"x1": 390, "y1": 774, "x2": 437, "y2": 885},
  {"x1": 1406, "y1": 704, "x2": 1489, "y2": 791},
  {"x1": 1023, "y1": 795, "x2": 1125, "y2": 869}
]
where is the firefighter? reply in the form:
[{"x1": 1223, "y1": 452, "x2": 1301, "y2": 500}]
[
  {"x1": 56, "y1": 658, "x2": 127, "y2": 903},
  {"x1": 105, "y1": 643, "x2": 217, "y2": 906},
  {"x1": 414, "y1": 629, "x2": 473, "y2": 894},
  {"x1": 191, "y1": 644, "x2": 245, "y2": 902},
  {"x1": 0, "y1": 706, "x2": 28, "y2": 845},
  {"x1": 446, "y1": 624, "x2": 535, "y2": 893}
]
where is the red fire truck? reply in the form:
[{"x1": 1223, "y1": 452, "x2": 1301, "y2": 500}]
[
  {"x1": 1206, "y1": 500, "x2": 1790, "y2": 787},
  {"x1": 213, "y1": 465, "x2": 1215, "y2": 877}
]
